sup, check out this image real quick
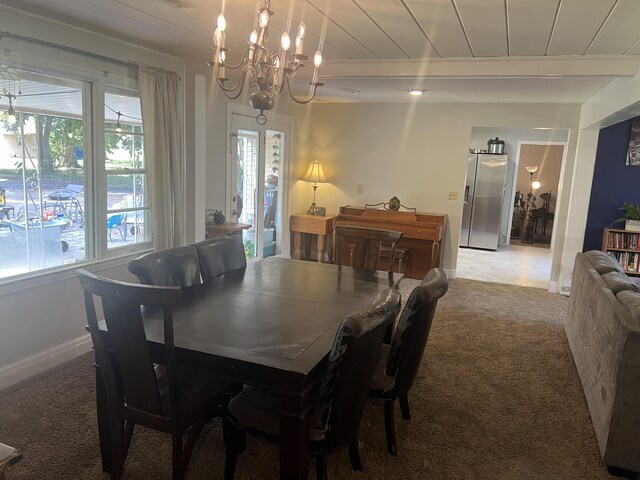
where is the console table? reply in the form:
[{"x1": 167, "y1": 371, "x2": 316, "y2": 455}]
[
  {"x1": 335, "y1": 205, "x2": 446, "y2": 279},
  {"x1": 290, "y1": 214, "x2": 335, "y2": 263}
]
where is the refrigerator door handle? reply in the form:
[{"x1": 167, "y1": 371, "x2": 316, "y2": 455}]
[{"x1": 464, "y1": 185, "x2": 470, "y2": 203}]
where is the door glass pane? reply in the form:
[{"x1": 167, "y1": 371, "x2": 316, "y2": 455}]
[
  {"x1": 236, "y1": 129, "x2": 259, "y2": 260},
  {"x1": 0, "y1": 72, "x2": 86, "y2": 278},
  {"x1": 264, "y1": 130, "x2": 283, "y2": 258}
]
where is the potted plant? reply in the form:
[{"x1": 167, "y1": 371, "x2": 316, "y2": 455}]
[{"x1": 614, "y1": 202, "x2": 640, "y2": 232}]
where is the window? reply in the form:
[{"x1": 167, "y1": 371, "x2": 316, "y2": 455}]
[
  {"x1": 104, "y1": 91, "x2": 150, "y2": 248},
  {"x1": 0, "y1": 67, "x2": 151, "y2": 281}
]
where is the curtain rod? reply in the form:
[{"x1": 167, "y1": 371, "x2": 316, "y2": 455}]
[{"x1": 0, "y1": 31, "x2": 137, "y2": 70}]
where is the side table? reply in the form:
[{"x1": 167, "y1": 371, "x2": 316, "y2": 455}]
[
  {"x1": 290, "y1": 214, "x2": 335, "y2": 263},
  {"x1": 205, "y1": 222, "x2": 251, "y2": 239}
]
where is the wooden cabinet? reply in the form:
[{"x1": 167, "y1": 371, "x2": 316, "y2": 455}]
[
  {"x1": 290, "y1": 214, "x2": 335, "y2": 263},
  {"x1": 602, "y1": 228, "x2": 640, "y2": 275}
]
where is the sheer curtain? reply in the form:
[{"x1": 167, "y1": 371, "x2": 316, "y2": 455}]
[{"x1": 138, "y1": 65, "x2": 184, "y2": 250}]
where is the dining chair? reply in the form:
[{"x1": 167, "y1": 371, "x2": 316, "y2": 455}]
[
  {"x1": 127, "y1": 245, "x2": 203, "y2": 287},
  {"x1": 193, "y1": 236, "x2": 247, "y2": 283},
  {"x1": 369, "y1": 268, "x2": 449, "y2": 455},
  {"x1": 333, "y1": 225, "x2": 403, "y2": 276},
  {"x1": 77, "y1": 269, "x2": 233, "y2": 480},
  {"x1": 223, "y1": 287, "x2": 402, "y2": 480}
]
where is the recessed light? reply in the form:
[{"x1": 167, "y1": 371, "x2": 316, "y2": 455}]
[{"x1": 408, "y1": 89, "x2": 425, "y2": 96}]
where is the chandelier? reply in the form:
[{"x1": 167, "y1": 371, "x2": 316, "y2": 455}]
[{"x1": 211, "y1": 0, "x2": 323, "y2": 125}]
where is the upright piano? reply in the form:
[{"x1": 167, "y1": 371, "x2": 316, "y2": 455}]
[{"x1": 335, "y1": 205, "x2": 447, "y2": 279}]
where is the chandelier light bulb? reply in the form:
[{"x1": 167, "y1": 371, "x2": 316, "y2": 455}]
[
  {"x1": 313, "y1": 50, "x2": 322, "y2": 68},
  {"x1": 217, "y1": 13, "x2": 226, "y2": 32},
  {"x1": 280, "y1": 32, "x2": 290, "y2": 50},
  {"x1": 274, "y1": 56, "x2": 280, "y2": 68},
  {"x1": 298, "y1": 22, "x2": 306, "y2": 39},
  {"x1": 250, "y1": 30, "x2": 258, "y2": 44},
  {"x1": 532, "y1": 181, "x2": 541, "y2": 190},
  {"x1": 259, "y1": 9, "x2": 270, "y2": 28}
]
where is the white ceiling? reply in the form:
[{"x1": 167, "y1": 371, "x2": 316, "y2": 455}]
[{"x1": 2, "y1": 0, "x2": 640, "y2": 104}]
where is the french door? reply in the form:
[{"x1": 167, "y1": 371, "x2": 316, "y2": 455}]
[{"x1": 230, "y1": 113, "x2": 287, "y2": 261}]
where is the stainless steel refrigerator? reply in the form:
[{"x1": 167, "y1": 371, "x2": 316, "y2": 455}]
[{"x1": 460, "y1": 153, "x2": 508, "y2": 250}]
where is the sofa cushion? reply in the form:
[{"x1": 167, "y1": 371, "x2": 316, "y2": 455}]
[
  {"x1": 602, "y1": 271, "x2": 640, "y2": 294},
  {"x1": 585, "y1": 250, "x2": 624, "y2": 274},
  {"x1": 617, "y1": 290, "x2": 640, "y2": 325}
]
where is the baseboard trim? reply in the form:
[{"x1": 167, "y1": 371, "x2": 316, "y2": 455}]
[{"x1": 0, "y1": 333, "x2": 92, "y2": 393}]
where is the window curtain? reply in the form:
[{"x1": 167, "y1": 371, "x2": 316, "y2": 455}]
[{"x1": 138, "y1": 65, "x2": 184, "y2": 250}]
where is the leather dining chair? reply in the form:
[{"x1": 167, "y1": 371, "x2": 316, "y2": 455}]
[
  {"x1": 333, "y1": 225, "x2": 403, "y2": 277},
  {"x1": 223, "y1": 288, "x2": 402, "y2": 480},
  {"x1": 193, "y1": 236, "x2": 247, "y2": 283},
  {"x1": 369, "y1": 268, "x2": 449, "y2": 455},
  {"x1": 127, "y1": 245, "x2": 203, "y2": 287},
  {"x1": 77, "y1": 269, "x2": 233, "y2": 480}
]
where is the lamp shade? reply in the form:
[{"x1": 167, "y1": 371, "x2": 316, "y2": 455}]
[
  {"x1": 525, "y1": 165, "x2": 539, "y2": 174},
  {"x1": 302, "y1": 160, "x2": 327, "y2": 184}
]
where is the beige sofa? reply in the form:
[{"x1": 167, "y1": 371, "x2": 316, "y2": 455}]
[{"x1": 565, "y1": 250, "x2": 640, "y2": 474}]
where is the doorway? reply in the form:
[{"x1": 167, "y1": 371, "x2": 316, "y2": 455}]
[
  {"x1": 229, "y1": 112, "x2": 289, "y2": 262},
  {"x1": 460, "y1": 128, "x2": 569, "y2": 289},
  {"x1": 507, "y1": 142, "x2": 565, "y2": 249}
]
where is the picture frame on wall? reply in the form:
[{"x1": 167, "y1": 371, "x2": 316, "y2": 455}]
[{"x1": 626, "y1": 119, "x2": 640, "y2": 166}]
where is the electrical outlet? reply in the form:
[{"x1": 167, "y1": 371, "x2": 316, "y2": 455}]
[
  {"x1": 448, "y1": 191, "x2": 458, "y2": 200},
  {"x1": 356, "y1": 184, "x2": 364, "y2": 194}
]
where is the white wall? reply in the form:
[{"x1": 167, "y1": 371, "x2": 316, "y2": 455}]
[
  {"x1": 0, "y1": 7, "x2": 184, "y2": 391},
  {"x1": 289, "y1": 102, "x2": 581, "y2": 278}
]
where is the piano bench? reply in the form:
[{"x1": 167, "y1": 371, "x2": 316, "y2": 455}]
[{"x1": 380, "y1": 245, "x2": 408, "y2": 274}]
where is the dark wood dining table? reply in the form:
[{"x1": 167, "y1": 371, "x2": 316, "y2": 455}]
[{"x1": 95, "y1": 257, "x2": 402, "y2": 480}]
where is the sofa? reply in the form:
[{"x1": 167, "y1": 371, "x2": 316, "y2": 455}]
[{"x1": 565, "y1": 250, "x2": 640, "y2": 473}]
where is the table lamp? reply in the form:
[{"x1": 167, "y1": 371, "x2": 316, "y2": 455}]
[{"x1": 302, "y1": 158, "x2": 327, "y2": 215}]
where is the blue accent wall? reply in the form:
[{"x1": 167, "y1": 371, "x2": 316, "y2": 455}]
[{"x1": 583, "y1": 117, "x2": 640, "y2": 251}]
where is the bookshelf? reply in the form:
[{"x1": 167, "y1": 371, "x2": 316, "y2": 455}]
[{"x1": 602, "y1": 228, "x2": 640, "y2": 275}]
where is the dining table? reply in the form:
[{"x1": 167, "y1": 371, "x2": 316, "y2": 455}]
[{"x1": 94, "y1": 257, "x2": 402, "y2": 480}]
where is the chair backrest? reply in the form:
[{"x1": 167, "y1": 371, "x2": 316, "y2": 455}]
[
  {"x1": 128, "y1": 245, "x2": 202, "y2": 287},
  {"x1": 317, "y1": 287, "x2": 401, "y2": 449},
  {"x1": 77, "y1": 269, "x2": 181, "y2": 418},
  {"x1": 386, "y1": 268, "x2": 449, "y2": 396},
  {"x1": 193, "y1": 236, "x2": 247, "y2": 283},
  {"x1": 334, "y1": 225, "x2": 403, "y2": 274}
]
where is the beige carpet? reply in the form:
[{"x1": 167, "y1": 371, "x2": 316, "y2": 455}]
[{"x1": 0, "y1": 278, "x2": 616, "y2": 479}]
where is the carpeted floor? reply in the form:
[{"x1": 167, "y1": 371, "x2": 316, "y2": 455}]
[{"x1": 0, "y1": 277, "x2": 617, "y2": 479}]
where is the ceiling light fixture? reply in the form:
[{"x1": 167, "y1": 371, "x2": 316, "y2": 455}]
[
  {"x1": 211, "y1": 0, "x2": 324, "y2": 125},
  {"x1": 408, "y1": 89, "x2": 424, "y2": 96}
]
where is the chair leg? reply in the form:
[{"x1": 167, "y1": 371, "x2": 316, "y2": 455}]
[
  {"x1": 315, "y1": 453, "x2": 328, "y2": 480},
  {"x1": 399, "y1": 394, "x2": 411, "y2": 420},
  {"x1": 182, "y1": 418, "x2": 207, "y2": 476},
  {"x1": 384, "y1": 399, "x2": 397, "y2": 456},
  {"x1": 223, "y1": 422, "x2": 246, "y2": 480},
  {"x1": 171, "y1": 427, "x2": 184, "y2": 480},
  {"x1": 348, "y1": 436, "x2": 363, "y2": 471},
  {"x1": 121, "y1": 420, "x2": 135, "y2": 464},
  {"x1": 109, "y1": 419, "x2": 126, "y2": 480}
]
